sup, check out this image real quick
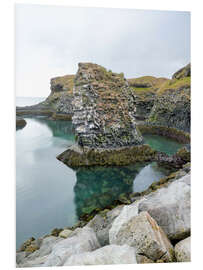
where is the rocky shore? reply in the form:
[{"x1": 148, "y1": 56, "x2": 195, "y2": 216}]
[
  {"x1": 16, "y1": 117, "x2": 27, "y2": 129},
  {"x1": 16, "y1": 62, "x2": 191, "y2": 266},
  {"x1": 16, "y1": 168, "x2": 191, "y2": 267}
]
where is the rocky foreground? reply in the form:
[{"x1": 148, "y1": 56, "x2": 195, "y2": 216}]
[{"x1": 16, "y1": 171, "x2": 191, "y2": 267}]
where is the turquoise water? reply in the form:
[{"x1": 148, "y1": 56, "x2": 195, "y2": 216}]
[
  {"x1": 16, "y1": 98, "x2": 183, "y2": 249},
  {"x1": 143, "y1": 134, "x2": 184, "y2": 156}
]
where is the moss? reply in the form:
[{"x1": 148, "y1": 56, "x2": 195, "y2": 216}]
[
  {"x1": 137, "y1": 124, "x2": 190, "y2": 144},
  {"x1": 25, "y1": 245, "x2": 39, "y2": 253},
  {"x1": 158, "y1": 77, "x2": 191, "y2": 95}
]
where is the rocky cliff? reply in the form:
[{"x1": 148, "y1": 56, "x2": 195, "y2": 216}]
[
  {"x1": 127, "y1": 76, "x2": 168, "y2": 120},
  {"x1": 16, "y1": 75, "x2": 75, "y2": 119},
  {"x1": 72, "y1": 63, "x2": 143, "y2": 148},
  {"x1": 147, "y1": 63, "x2": 191, "y2": 132}
]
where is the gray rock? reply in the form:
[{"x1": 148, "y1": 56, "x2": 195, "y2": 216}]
[
  {"x1": 86, "y1": 205, "x2": 124, "y2": 246},
  {"x1": 43, "y1": 227, "x2": 100, "y2": 267},
  {"x1": 138, "y1": 174, "x2": 191, "y2": 241},
  {"x1": 110, "y1": 211, "x2": 174, "y2": 262},
  {"x1": 64, "y1": 244, "x2": 137, "y2": 265},
  {"x1": 59, "y1": 229, "x2": 72, "y2": 239},
  {"x1": 175, "y1": 237, "x2": 191, "y2": 262},
  {"x1": 109, "y1": 200, "x2": 142, "y2": 244}
]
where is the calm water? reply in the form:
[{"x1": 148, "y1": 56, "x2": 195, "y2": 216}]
[{"x1": 16, "y1": 98, "x2": 183, "y2": 248}]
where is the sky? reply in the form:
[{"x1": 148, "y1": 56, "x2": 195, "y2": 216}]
[{"x1": 15, "y1": 4, "x2": 190, "y2": 97}]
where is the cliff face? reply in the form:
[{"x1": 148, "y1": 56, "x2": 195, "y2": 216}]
[
  {"x1": 148, "y1": 64, "x2": 191, "y2": 132},
  {"x1": 72, "y1": 63, "x2": 143, "y2": 148},
  {"x1": 127, "y1": 76, "x2": 168, "y2": 120}
]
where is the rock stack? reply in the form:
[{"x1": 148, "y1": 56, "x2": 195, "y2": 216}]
[{"x1": 72, "y1": 63, "x2": 143, "y2": 148}]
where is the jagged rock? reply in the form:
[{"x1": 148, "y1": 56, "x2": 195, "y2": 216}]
[
  {"x1": 86, "y1": 205, "x2": 124, "y2": 246},
  {"x1": 72, "y1": 63, "x2": 143, "y2": 148},
  {"x1": 57, "y1": 143, "x2": 156, "y2": 168},
  {"x1": 148, "y1": 63, "x2": 190, "y2": 132},
  {"x1": 156, "y1": 146, "x2": 190, "y2": 169},
  {"x1": 174, "y1": 237, "x2": 191, "y2": 262},
  {"x1": 172, "y1": 63, "x2": 191, "y2": 80},
  {"x1": 64, "y1": 244, "x2": 137, "y2": 265},
  {"x1": 110, "y1": 211, "x2": 174, "y2": 262},
  {"x1": 43, "y1": 227, "x2": 100, "y2": 267},
  {"x1": 128, "y1": 76, "x2": 168, "y2": 120},
  {"x1": 16, "y1": 117, "x2": 27, "y2": 129},
  {"x1": 138, "y1": 174, "x2": 190, "y2": 241}
]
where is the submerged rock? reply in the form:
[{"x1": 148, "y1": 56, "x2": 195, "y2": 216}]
[
  {"x1": 64, "y1": 244, "x2": 137, "y2": 265},
  {"x1": 174, "y1": 236, "x2": 191, "y2": 262},
  {"x1": 72, "y1": 63, "x2": 143, "y2": 148}
]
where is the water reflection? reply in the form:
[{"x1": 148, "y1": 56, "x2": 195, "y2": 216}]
[{"x1": 74, "y1": 166, "x2": 138, "y2": 217}]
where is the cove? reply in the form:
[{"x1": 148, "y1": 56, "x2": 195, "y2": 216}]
[{"x1": 16, "y1": 117, "x2": 183, "y2": 248}]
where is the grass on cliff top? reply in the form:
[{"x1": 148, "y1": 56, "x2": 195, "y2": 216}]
[
  {"x1": 157, "y1": 76, "x2": 191, "y2": 95},
  {"x1": 51, "y1": 74, "x2": 75, "y2": 93},
  {"x1": 128, "y1": 76, "x2": 168, "y2": 88}
]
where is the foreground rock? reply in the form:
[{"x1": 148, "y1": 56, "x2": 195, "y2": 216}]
[
  {"x1": 57, "y1": 143, "x2": 156, "y2": 168},
  {"x1": 110, "y1": 210, "x2": 174, "y2": 262},
  {"x1": 148, "y1": 63, "x2": 191, "y2": 132},
  {"x1": 16, "y1": 117, "x2": 27, "y2": 129},
  {"x1": 175, "y1": 237, "x2": 191, "y2": 262},
  {"x1": 139, "y1": 174, "x2": 191, "y2": 241},
  {"x1": 43, "y1": 227, "x2": 100, "y2": 267},
  {"x1": 64, "y1": 244, "x2": 137, "y2": 265}
]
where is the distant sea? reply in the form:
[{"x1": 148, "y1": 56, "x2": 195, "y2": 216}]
[{"x1": 16, "y1": 96, "x2": 46, "y2": 107}]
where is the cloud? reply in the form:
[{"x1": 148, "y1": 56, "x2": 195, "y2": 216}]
[{"x1": 15, "y1": 4, "x2": 190, "y2": 97}]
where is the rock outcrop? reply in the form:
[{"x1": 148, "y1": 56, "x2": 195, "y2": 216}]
[
  {"x1": 128, "y1": 76, "x2": 168, "y2": 120},
  {"x1": 16, "y1": 116, "x2": 27, "y2": 129},
  {"x1": 72, "y1": 63, "x2": 143, "y2": 148},
  {"x1": 148, "y1": 63, "x2": 191, "y2": 132},
  {"x1": 57, "y1": 143, "x2": 156, "y2": 168},
  {"x1": 16, "y1": 75, "x2": 74, "y2": 119}
]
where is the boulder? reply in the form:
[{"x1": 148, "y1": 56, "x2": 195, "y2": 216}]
[
  {"x1": 86, "y1": 205, "x2": 124, "y2": 246},
  {"x1": 64, "y1": 244, "x2": 137, "y2": 265},
  {"x1": 59, "y1": 229, "x2": 72, "y2": 239},
  {"x1": 109, "y1": 201, "x2": 141, "y2": 244},
  {"x1": 175, "y1": 237, "x2": 191, "y2": 262},
  {"x1": 138, "y1": 174, "x2": 190, "y2": 241},
  {"x1": 43, "y1": 227, "x2": 100, "y2": 267},
  {"x1": 110, "y1": 211, "x2": 174, "y2": 262}
]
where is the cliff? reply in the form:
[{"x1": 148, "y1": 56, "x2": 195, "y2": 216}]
[{"x1": 148, "y1": 63, "x2": 191, "y2": 132}]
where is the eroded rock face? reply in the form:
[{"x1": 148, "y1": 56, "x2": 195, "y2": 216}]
[
  {"x1": 64, "y1": 244, "x2": 137, "y2": 265},
  {"x1": 138, "y1": 174, "x2": 191, "y2": 241},
  {"x1": 175, "y1": 236, "x2": 191, "y2": 262},
  {"x1": 72, "y1": 63, "x2": 143, "y2": 148},
  {"x1": 148, "y1": 63, "x2": 191, "y2": 132}
]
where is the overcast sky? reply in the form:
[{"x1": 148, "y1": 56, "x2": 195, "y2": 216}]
[{"x1": 15, "y1": 4, "x2": 190, "y2": 97}]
